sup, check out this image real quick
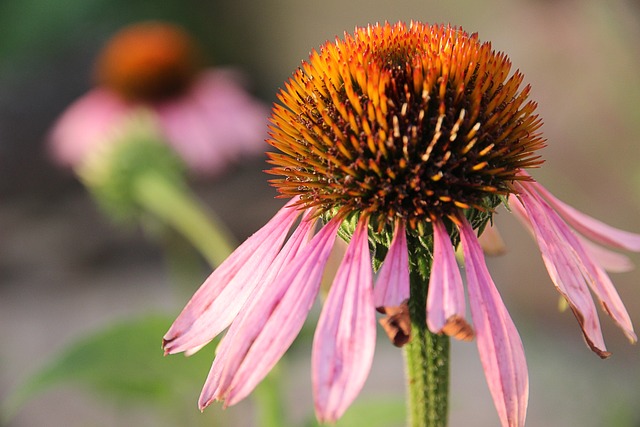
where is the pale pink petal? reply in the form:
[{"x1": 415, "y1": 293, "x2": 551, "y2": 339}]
[
  {"x1": 518, "y1": 183, "x2": 636, "y2": 343},
  {"x1": 373, "y1": 220, "x2": 410, "y2": 308},
  {"x1": 512, "y1": 187, "x2": 610, "y2": 357},
  {"x1": 197, "y1": 327, "x2": 232, "y2": 407},
  {"x1": 162, "y1": 198, "x2": 302, "y2": 354},
  {"x1": 156, "y1": 92, "x2": 228, "y2": 175},
  {"x1": 587, "y1": 262, "x2": 637, "y2": 343},
  {"x1": 49, "y1": 89, "x2": 131, "y2": 168},
  {"x1": 218, "y1": 216, "x2": 342, "y2": 406},
  {"x1": 312, "y1": 217, "x2": 376, "y2": 423},
  {"x1": 478, "y1": 223, "x2": 507, "y2": 256},
  {"x1": 578, "y1": 236, "x2": 635, "y2": 273},
  {"x1": 426, "y1": 219, "x2": 473, "y2": 340},
  {"x1": 509, "y1": 195, "x2": 633, "y2": 273},
  {"x1": 459, "y1": 218, "x2": 528, "y2": 427},
  {"x1": 507, "y1": 193, "x2": 532, "y2": 231},
  {"x1": 190, "y1": 70, "x2": 270, "y2": 154},
  {"x1": 156, "y1": 69, "x2": 269, "y2": 176},
  {"x1": 555, "y1": 229, "x2": 637, "y2": 344},
  {"x1": 199, "y1": 213, "x2": 317, "y2": 408},
  {"x1": 529, "y1": 180, "x2": 640, "y2": 252}
]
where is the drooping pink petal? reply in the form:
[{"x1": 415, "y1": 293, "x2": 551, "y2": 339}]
[
  {"x1": 507, "y1": 193, "x2": 533, "y2": 231},
  {"x1": 508, "y1": 194, "x2": 633, "y2": 273},
  {"x1": 48, "y1": 88, "x2": 131, "y2": 168},
  {"x1": 517, "y1": 183, "x2": 636, "y2": 344},
  {"x1": 426, "y1": 219, "x2": 473, "y2": 341},
  {"x1": 217, "y1": 216, "x2": 342, "y2": 407},
  {"x1": 373, "y1": 220, "x2": 410, "y2": 308},
  {"x1": 162, "y1": 197, "x2": 302, "y2": 354},
  {"x1": 527, "y1": 180, "x2": 640, "y2": 252},
  {"x1": 578, "y1": 237, "x2": 635, "y2": 273},
  {"x1": 459, "y1": 218, "x2": 528, "y2": 427},
  {"x1": 477, "y1": 222, "x2": 507, "y2": 256},
  {"x1": 551, "y1": 221, "x2": 637, "y2": 343},
  {"x1": 312, "y1": 216, "x2": 377, "y2": 423},
  {"x1": 199, "y1": 213, "x2": 317, "y2": 409},
  {"x1": 587, "y1": 263, "x2": 637, "y2": 343},
  {"x1": 512, "y1": 186, "x2": 610, "y2": 357}
]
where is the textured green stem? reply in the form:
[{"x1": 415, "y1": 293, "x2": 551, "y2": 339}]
[
  {"x1": 404, "y1": 266, "x2": 450, "y2": 427},
  {"x1": 134, "y1": 171, "x2": 237, "y2": 267}
]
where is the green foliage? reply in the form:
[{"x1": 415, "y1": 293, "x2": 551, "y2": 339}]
[
  {"x1": 0, "y1": 0, "x2": 206, "y2": 68},
  {"x1": 0, "y1": 0, "x2": 106, "y2": 64},
  {"x1": 1, "y1": 314, "x2": 216, "y2": 425}
]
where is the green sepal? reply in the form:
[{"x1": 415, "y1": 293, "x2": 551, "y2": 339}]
[
  {"x1": 325, "y1": 192, "x2": 501, "y2": 274},
  {"x1": 77, "y1": 112, "x2": 187, "y2": 222}
]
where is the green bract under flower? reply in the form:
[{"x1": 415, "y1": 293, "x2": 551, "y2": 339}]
[
  {"x1": 78, "y1": 113, "x2": 187, "y2": 221},
  {"x1": 267, "y1": 22, "x2": 546, "y2": 232}
]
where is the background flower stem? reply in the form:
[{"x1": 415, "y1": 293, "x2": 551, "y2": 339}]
[
  {"x1": 134, "y1": 171, "x2": 290, "y2": 427},
  {"x1": 404, "y1": 267, "x2": 450, "y2": 427},
  {"x1": 133, "y1": 171, "x2": 237, "y2": 267}
]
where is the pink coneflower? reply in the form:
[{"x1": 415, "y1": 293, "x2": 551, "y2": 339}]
[
  {"x1": 49, "y1": 21, "x2": 268, "y2": 176},
  {"x1": 163, "y1": 22, "x2": 638, "y2": 426}
]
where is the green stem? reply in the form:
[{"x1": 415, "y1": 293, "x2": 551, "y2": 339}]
[
  {"x1": 133, "y1": 171, "x2": 237, "y2": 267},
  {"x1": 404, "y1": 265, "x2": 450, "y2": 427},
  {"x1": 160, "y1": 229, "x2": 213, "y2": 294}
]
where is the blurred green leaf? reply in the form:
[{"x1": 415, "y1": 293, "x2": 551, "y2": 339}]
[
  {"x1": 306, "y1": 398, "x2": 406, "y2": 427},
  {"x1": 0, "y1": 0, "x2": 104, "y2": 63},
  {"x1": 1, "y1": 313, "x2": 216, "y2": 424},
  {"x1": 0, "y1": 0, "x2": 211, "y2": 68}
]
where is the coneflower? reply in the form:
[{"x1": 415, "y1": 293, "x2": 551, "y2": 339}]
[
  {"x1": 163, "y1": 21, "x2": 639, "y2": 427},
  {"x1": 49, "y1": 22, "x2": 269, "y2": 266},
  {"x1": 49, "y1": 21, "x2": 268, "y2": 177}
]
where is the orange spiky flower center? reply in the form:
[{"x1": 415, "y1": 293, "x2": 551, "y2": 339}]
[
  {"x1": 95, "y1": 22, "x2": 201, "y2": 102},
  {"x1": 267, "y1": 22, "x2": 546, "y2": 231}
]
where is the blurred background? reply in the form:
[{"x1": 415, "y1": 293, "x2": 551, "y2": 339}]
[{"x1": 1, "y1": 0, "x2": 640, "y2": 426}]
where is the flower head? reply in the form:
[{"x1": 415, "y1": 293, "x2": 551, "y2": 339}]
[
  {"x1": 267, "y1": 22, "x2": 544, "y2": 230},
  {"x1": 94, "y1": 21, "x2": 201, "y2": 102},
  {"x1": 163, "y1": 22, "x2": 639, "y2": 426},
  {"x1": 49, "y1": 21, "x2": 268, "y2": 176}
]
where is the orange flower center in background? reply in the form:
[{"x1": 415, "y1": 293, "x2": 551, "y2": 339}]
[
  {"x1": 267, "y1": 22, "x2": 546, "y2": 230},
  {"x1": 94, "y1": 22, "x2": 201, "y2": 102}
]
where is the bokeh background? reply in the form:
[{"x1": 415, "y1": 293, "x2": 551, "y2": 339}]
[{"x1": 2, "y1": 0, "x2": 640, "y2": 426}]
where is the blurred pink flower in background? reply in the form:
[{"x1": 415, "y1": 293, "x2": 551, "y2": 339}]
[{"x1": 49, "y1": 21, "x2": 269, "y2": 177}]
